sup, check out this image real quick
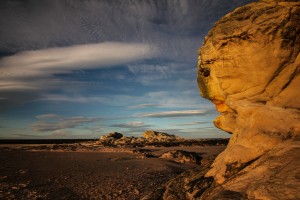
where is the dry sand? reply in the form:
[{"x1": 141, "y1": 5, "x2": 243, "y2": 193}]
[{"x1": 0, "y1": 144, "x2": 225, "y2": 200}]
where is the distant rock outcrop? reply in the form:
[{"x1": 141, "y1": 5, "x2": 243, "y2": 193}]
[
  {"x1": 98, "y1": 131, "x2": 181, "y2": 147},
  {"x1": 98, "y1": 131, "x2": 228, "y2": 148},
  {"x1": 196, "y1": 0, "x2": 300, "y2": 199},
  {"x1": 143, "y1": 130, "x2": 179, "y2": 142},
  {"x1": 100, "y1": 132, "x2": 123, "y2": 140}
]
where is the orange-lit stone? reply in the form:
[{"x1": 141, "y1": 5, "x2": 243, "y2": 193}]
[{"x1": 197, "y1": 0, "x2": 300, "y2": 199}]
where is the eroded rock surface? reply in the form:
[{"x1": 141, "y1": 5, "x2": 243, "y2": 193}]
[
  {"x1": 97, "y1": 131, "x2": 228, "y2": 147},
  {"x1": 143, "y1": 130, "x2": 180, "y2": 142},
  {"x1": 196, "y1": 0, "x2": 300, "y2": 199},
  {"x1": 141, "y1": 155, "x2": 217, "y2": 200},
  {"x1": 98, "y1": 130, "x2": 181, "y2": 147},
  {"x1": 160, "y1": 150, "x2": 203, "y2": 164},
  {"x1": 100, "y1": 132, "x2": 123, "y2": 140}
]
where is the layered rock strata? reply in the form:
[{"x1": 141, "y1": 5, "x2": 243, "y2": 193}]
[{"x1": 197, "y1": 0, "x2": 300, "y2": 199}]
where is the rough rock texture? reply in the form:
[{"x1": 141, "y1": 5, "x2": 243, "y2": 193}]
[
  {"x1": 143, "y1": 130, "x2": 179, "y2": 142},
  {"x1": 100, "y1": 132, "x2": 123, "y2": 140},
  {"x1": 98, "y1": 131, "x2": 180, "y2": 147},
  {"x1": 200, "y1": 141, "x2": 300, "y2": 200},
  {"x1": 197, "y1": 0, "x2": 300, "y2": 199},
  {"x1": 141, "y1": 155, "x2": 217, "y2": 200},
  {"x1": 160, "y1": 150, "x2": 203, "y2": 164},
  {"x1": 98, "y1": 131, "x2": 228, "y2": 147}
]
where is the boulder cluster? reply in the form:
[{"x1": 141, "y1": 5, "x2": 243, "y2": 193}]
[
  {"x1": 97, "y1": 131, "x2": 228, "y2": 148},
  {"x1": 97, "y1": 130, "x2": 182, "y2": 147},
  {"x1": 143, "y1": 130, "x2": 180, "y2": 142}
]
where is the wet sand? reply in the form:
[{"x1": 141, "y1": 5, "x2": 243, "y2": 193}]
[{"x1": 0, "y1": 145, "x2": 225, "y2": 200}]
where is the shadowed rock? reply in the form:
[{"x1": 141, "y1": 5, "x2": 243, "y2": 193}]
[
  {"x1": 160, "y1": 150, "x2": 203, "y2": 164},
  {"x1": 100, "y1": 132, "x2": 123, "y2": 140},
  {"x1": 141, "y1": 155, "x2": 218, "y2": 200}
]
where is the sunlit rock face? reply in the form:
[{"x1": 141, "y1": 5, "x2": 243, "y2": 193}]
[{"x1": 197, "y1": 0, "x2": 300, "y2": 189}]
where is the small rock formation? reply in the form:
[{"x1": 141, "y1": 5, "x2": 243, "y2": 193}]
[
  {"x1": 132, "y1": 149, "x2": 157, "y2": 158},
  {"x1": 100, "y1": 132, "x2": 123, "y2": 140},
  {"x1": 143, "y1": 130, "x2": 180, "y2": 142},
  {"x1": 196, "y1": 0, "x2": 300, "y2": 199},
  {"x1": 160, "y1": 150, "x2": 202, "y2": 164},
  {"x1": 98, "y1": 132, "x2": 124, "y2": 146}
]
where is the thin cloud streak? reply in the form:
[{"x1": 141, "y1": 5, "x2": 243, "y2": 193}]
[
  {"x1": 127, "y1": 104, "x2": 161, "y2": 109},
  {"x1": 35, "y1": 114, "x2": 61, "y2": 120},
  {"x1": 111, "y1": 122, "x2": 150, "y2": 129},
  {"x1": 32, "y1": 116, "x2": 101, "y2": 132},
  {"x1": 171, "y1": 121, "x2": 211, "y2": 126},
  {"x1": 141, "y1": 110, "x2": 214, "y2": 118},
  {"x1": 109, "y1": 121, "x2": 153, "y2": 136}
]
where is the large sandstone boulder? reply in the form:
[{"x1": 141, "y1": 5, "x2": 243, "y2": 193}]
[{"x1": 197, "y1": 0, "x2": 300, "y2": 198}]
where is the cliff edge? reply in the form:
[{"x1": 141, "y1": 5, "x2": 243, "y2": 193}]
[{"x1": 197, "y1": 0, "x2": 300, "y2": 199}]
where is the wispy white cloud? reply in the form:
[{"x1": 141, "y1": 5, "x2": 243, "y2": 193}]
[
  {"x1": 153, "y1": 127, "x2": 229, "y2": 139},
  {"x1": 170, "y1": 121, "x2": 211, "y2": 126},
  {"x1": 51, "y1": 130, "x2": 72, "y2": 137},
  {"x1": 0, "y1": 42, "x2": 156, "y2": 82},
  {"x1": 32, "y1": 116, "x2": 101, "y2": 132},
  {"x1": 127, "y1": 63, "x2": 195, "y2": 86},
  {"x1": 37, "y1": 91, "x2": 196, "y2": 108},
  {"x1": 0, "y1": 43, "x2": 156, "y2": 108},
  {"x1": 127, "y1": 104, "x2": 161, "y2": 109},
  {"x1": 10, "y1": 133, "x2": 44, "y2": 139},
  {"x1": 111, "y1": 121, "x2": 150, "y2": 129},
  {"x1": 128, "y1": 64, "x2": 169, "y2": 77},
  {"x1": 35, "y1": 114, "x2": 61, "y2": 120},
  {"x1": 0, "y1": 42, "x2": 158, "y2": 109},
  {"x1": 140, "y1": 109, "x2": 214, "y2": 118},
  {"x1": 108, "y1": 121, "x2": 153, "y2": 136},
  {"x1": 36, "y1": 90, "x2": 215, "y2": 110},
  {"x1": 128, "y1": 63, "x2": 171, "y2": 84},
  {"x1": 142, "y1": 91, "x2": 213, "y2": 109},
  {"x1": 37, "y1": 94, "x2": 139, "y2": 107},
  {"x1": 38, "y1": 94, "x2": 109, "y2": 103}
]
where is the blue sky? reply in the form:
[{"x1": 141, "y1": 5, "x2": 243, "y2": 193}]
[{"x1": 0, "y1": 0, "x2": 254, "y2": 139}]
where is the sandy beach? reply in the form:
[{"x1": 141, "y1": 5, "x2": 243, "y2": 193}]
[{"x1": 0, "y1": 144, "x2": 225, "y2": 200}]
